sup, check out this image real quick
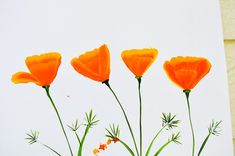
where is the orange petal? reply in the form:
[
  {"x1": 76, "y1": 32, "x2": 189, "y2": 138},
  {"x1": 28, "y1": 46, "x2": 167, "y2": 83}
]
[
  {"x1": 71, "y1": 58, "x2": 105, "y2": 82},
  {"x1": 11, "y1": 72, "x2": 39, "y2": 85},
  {"x1": 175, "y1": 69, "x2": 198, "y2": 90},
  {"x1": 121, "y1": 48, "x2": 158, "y2": 77},
  {"x1": 163, "y1": 61, "x2": 181, "y2": 88},
  {"x1": 163, "y1": 56, "x2": 211, "y2": 90},
  {"x1": 25, "y1": 52, "x2": 61, "y2": 86},
  {"x1": 98, "y1": 44, "x2": 110, "y2": 80},
  {"x1": 71, "y1": 44, "x2": 110, "y2": 82}
]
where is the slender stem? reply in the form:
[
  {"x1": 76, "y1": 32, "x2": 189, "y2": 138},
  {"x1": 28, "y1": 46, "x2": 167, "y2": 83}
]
[
  {"x1": 75, "y1": 131, "x2": 81, "y2": 145},
  {"x1": 43, "y1": 86, "x2": 74, "y2": 156},
  {"x1": 119, "y1": 139, "x2": 135, "y2": 156},
  {"x1": 78, "y1": 125, "x2": 90, "y2": 156},
  {"x1": 136, "y1": 76, "x2": 143, "y2": 156},
  {"x1": 197, "y1": 133, "x2": 211, "y2": 156},
  {"x1": 103, "y1": 80, "x2": 140, "y2": 156},
  {"x1": 39, "y1": 142, "x2": 62, "y2": 156},
  {"x1": 154, "y1": 140, "x2": 173, "y2": 156},
  {"x1": 184, "y1": 90, "x2": 195, "y2": 156},
  {"x1": 145, "y1": 125, "x2": 167, "y2": 156}
]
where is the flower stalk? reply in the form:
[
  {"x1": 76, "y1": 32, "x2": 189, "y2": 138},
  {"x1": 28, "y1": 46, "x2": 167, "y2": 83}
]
[
  {"x1": 184, "y1": 90, "x2": 195, "y2": 156},
  {"x1": 43, "y1": 86, "x2": 74, "y2": 156},
  {"x1": 136, "y1": 76, "x2": 143, "y2": 156},
  {"x1": 103, "y1": 80, "x2": 139, "y2": 156}
]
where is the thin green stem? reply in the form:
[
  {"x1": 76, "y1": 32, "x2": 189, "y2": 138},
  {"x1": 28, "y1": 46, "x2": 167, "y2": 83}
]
[
  {"x1": 197, "y1": 133, "x2": 211, "y2": 156},
  {"x1": 103, "y1": 80, "x2": 139, "y2": 156},
  {"x1": 136, "y1": 76, "x2": 143, "y2": 156},
  {"x1": 78, "y1": 125, "x2": 90, "y2": 156},
  {"x1": 43, "y1": 86, "x2": 73, "y2": 156},
  {"x1": 154, "y1": 140, "x2": 173, "y2": 156},
  {"x1": 119, "y1": 139, "x2": 135, "y2": 156},
  {"x1": 184, "y1": 90, "x2": 195, "y2": 156},
  {"x1": 75, "y1": 131, "x2": 81, "y2": 145},
  {"x1": 145, "y1": 125, "x2": 167, "y2": 156},
  {"x1": 39, "y1": 142, "x2": 61, "y2": 156}
]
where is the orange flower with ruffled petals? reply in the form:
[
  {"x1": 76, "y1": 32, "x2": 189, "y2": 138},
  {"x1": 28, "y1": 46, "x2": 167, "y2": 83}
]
[
  {"x1": 11, "y1": 52, "x2": 61, "y2": 86},
  {"x1": 71, "y1": 44, "x2": 110, "y2": 82},
  {"x1": 99, "y1": 144, "x2": 107, "y2": 150},
  {"x1": 121, "y1": 48, "x2": 158, "y2": 77},
  {"x1": 163, "y1": 56, "x2": 211, "y2": 90}
]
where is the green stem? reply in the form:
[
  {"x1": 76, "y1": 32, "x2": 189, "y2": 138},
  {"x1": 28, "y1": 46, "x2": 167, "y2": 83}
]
[
  {"x1": 184, "y1": 90, "x2": 195, "y2": 156},
  {"x1": 39, "y1": 142, "x2": 62, "y2": 156},
  {"x1": 43, "y1": 86, "x2": 73, "y2": 156},
  {"x1": 78, "y1": 125, "x2": 90, "y2": 156},
  {"x1": 119, "y1": 139, "x2": 135, "y2": 156},
  {"x1": 154, "y1": 140, "x2": 173, "y2": 156},
  {"x1": 103, "y1": 80, "x2": 139, "y2": 156},
  {"x1": 75, "y1": 131, "x2": 81, "y2": 145},
  {"x1": 197, "y1": 133, "x2": 211, "y2": 156},
  {"x1": 145, "y1": 125, "x2": 167, "y2": 156},
  {"x1": 136, "y1": 76, "x2": 143, "y2": 156}
]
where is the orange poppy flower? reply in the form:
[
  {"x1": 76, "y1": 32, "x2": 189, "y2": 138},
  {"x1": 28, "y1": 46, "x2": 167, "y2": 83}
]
[
  {"x1": 11, "y1": 52, "x2": 61, "y2": 86},
  {"x1": 121, "y1": 48, "x2": 158, "y2": 77},
  {"x1": 71, "y1": 44, "x2": 110, "y2": 82},
  {"x1": 163, "y1": 56, "x2": 211, "y2": 90}
]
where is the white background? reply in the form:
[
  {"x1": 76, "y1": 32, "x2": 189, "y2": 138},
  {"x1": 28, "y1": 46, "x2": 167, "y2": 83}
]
[{"x1": 0, "y1": 0, "x2": 233, "y2": 155}]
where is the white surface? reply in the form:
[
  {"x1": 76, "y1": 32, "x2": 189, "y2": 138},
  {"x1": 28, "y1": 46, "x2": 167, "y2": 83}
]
[{"x1": 0, "y1": 0, "x2": 233, "y2": 155}]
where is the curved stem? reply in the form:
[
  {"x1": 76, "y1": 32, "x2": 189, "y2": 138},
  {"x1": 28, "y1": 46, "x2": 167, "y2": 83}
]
[
  {"x1": 154, "y1": 140, "x2": 173, "y2": 156},
  {"x1": 75, "y1": 131, "x2": 81, "y2": 145},
  {"x1": 184, "y1": 90, "x2": 195, "y2": 156},
  {"x1": 39, "y1": 142, "x2": 62, "y2": 156},
  {"x1": 197, "y1": 133, "x2": 211, "y2": 156},
  {"x1": 119, "y1": 139, "x2": 135, "y2": 156},
  {"x1": 78, "y1": 125, "x2": 90, "y2": 156},
  {"x1": 43, "y1": 86, "x2": 74, "y2": 156},
  {"x1": 136, "y1": 77, "x2": 143, "y2": 156},
  {"x1": 145, "y1": 125, "x2": 166, "y2": 156},
  {"x1": 103, "y1": 80, "x2": 139, "y2": 156}
]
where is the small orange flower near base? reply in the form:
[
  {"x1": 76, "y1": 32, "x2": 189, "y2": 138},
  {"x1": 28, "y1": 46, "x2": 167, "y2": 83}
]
[
  {"x1": 71, "y1": 44, "x2": 110, "y2": 82},
  {"x1": 99, "y1": 143, "x2": 107, "y2": 150},
  {"x1": 163, "y1": 56, "x2": 211, "y2": 90},
  {"x1": 11, "y1": 52, "x2": 61, "y2": 86},
  {"x1": 121, "y1": 48, "x2": 158, "y2": 77}
]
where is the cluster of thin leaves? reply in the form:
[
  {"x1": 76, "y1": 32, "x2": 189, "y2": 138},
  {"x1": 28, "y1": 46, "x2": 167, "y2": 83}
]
[
  {"x1": 162, "y1": 113, "x2": 180, "y2": 129},
  {"x1": 106, "y1": 124, "x2": 120, "y2": 139},
  {"x1": 209, "y1": 120, "x2": 222, "y2": 136},
  {"x1": 68, "y1": 110, "x2": 99, "y2": 132},
  {"x1": 68, "y1": 120, "x2": 81, "y2": 132},
  {"x1": 25, "y1": 130, "x2": 39, "y2": 145},
  {"x1": 85, "y1": 110, "x2": 99, "y2": 128},
  {"x1": 170, "y1": 132, "x2": 181, "y2": 144}
]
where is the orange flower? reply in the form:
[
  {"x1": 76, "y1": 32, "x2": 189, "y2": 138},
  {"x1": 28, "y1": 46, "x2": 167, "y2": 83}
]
[
  {"x1": 163, "y1": 56, "x2": 211, "y2": 90},
  {"x1": 121, "y1": 48, "x2": 158, "y2": 77},
  {"x1": 99, "y1": 144, "x2": 107, "y2": 150},
  {"x1": 71, "y1": 44, "x2": 110, "y2": 82},
  {"x1": 12, "y1": 52, "x2": 61, "y2": 86}
]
